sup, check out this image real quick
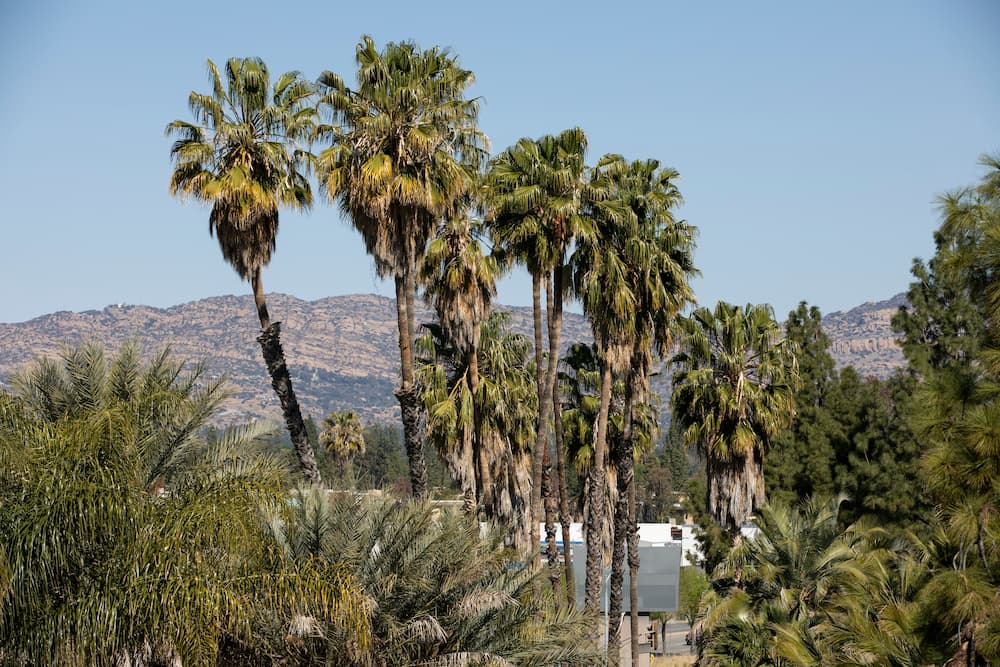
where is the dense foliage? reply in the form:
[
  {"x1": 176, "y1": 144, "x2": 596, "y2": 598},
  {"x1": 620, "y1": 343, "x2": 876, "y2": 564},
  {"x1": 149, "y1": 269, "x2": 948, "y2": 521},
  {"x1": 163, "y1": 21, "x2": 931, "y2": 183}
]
[
  {"x1": 689, "y1": 154, "x2": 1000, "y2": 665},
  {"x1": 0, "y1": 345, "x2": 365, "y2": 665},
  {"x1": 272, "y1": 490, "x2": 600, "y2": 666}
]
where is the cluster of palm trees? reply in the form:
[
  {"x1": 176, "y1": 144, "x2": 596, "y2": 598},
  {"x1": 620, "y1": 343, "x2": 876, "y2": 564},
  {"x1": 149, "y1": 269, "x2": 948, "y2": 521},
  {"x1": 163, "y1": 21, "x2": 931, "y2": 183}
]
[
  {"x1": 0, "y1": 345, "x2": 599, "y2": 665},
  {"x1": 165, "y1": 37, "x2": 713, "y2": 644},
  {"x1": 696, "y1": 495, "x2": 949, "y2": 665},
  {"x1": 9, "y1": 31, "x2": 994, "y2": 665}
]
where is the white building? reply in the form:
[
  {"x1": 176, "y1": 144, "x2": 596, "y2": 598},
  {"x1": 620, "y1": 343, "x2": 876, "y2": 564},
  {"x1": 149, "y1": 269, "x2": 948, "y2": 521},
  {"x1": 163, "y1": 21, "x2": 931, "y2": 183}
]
[{"x1": 540, "y1": 522, "x2": 704, "y2": 567}]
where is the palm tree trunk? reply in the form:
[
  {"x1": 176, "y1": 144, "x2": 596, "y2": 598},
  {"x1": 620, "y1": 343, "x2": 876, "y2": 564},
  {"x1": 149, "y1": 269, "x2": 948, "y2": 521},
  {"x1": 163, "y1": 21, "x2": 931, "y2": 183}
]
[
  {"x1": 608, "y1": 428, "x2": 628, "y2": 667},
  {"x1": 628, "y1": 472, "x2": 640, "y2": 665},
  {"x1": 550, "y1": 262, "x2": 575, "y2": 606},
  {"x1": 544, "y1": 276, "x2": 561, "y2": 596},
  {"x1": 585, "y1": 359, "x2": 613, "y2": 612},
  {"x1": 530, "y1": 271, "x2": 546, "y2": 565},
  {"x1": 708, "y1": 448, "x2": 765, "y2": 536},
  {"x1": 251, "y1": 271, "x2": 272, "y2": 329},
  {"x1": 610, "y1": 364, "x2": 641, "y2": 666},
  {"x1": 543, "y1": 451, "x2": 561, "y2": 602},
  {"x1": 626, "y1": 371, "x2": 642, "y2": 667},
  {"x1": 554, "y1": 373, "x2": 576, "y2": 608},
  {"x1": 394, "y1": 271, "x2": 428, "y2": 499},
  {"x1": 252, "y1": 270, "x2": 321, "y2": 486},
  {"x1": 469, "y1": 345, "x2": 493, "y2": 511}
]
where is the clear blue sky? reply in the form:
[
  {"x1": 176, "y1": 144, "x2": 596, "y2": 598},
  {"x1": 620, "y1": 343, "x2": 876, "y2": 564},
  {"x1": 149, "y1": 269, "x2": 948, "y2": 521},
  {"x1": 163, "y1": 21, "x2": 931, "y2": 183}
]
[{"x1": 1, "y1": 0, "x2": 997, "y2": 324}]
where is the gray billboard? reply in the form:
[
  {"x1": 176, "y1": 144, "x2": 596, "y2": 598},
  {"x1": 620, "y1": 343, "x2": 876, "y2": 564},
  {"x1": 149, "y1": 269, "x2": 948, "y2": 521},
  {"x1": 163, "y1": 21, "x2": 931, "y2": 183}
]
[{"x1": 567, "y1": 543, "x2": 682, "y2": 612}]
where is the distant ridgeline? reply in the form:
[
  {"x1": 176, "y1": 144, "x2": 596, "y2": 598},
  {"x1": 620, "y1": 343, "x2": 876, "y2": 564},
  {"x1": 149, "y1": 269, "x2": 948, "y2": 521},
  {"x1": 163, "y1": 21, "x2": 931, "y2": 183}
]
[{"x1": 0, "y1": 293, "x2": 905, "y2": 425}]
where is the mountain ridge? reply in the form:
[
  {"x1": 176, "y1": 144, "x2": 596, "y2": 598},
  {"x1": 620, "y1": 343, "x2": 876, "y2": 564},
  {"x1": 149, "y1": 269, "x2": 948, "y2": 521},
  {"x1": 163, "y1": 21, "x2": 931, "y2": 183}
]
[{"x1": 0, "y1": 293, "x2": 906, "y2": 424}]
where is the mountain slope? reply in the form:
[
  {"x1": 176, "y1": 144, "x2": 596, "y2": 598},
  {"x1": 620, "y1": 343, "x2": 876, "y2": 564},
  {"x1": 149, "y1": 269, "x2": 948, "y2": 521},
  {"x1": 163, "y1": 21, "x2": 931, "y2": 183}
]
[
  {"x1": 821, "y1": 293, "x2": 908, "y2": 378},
  {"x1": 0, "y1": 293, "x2": 905, "y2": 424}
]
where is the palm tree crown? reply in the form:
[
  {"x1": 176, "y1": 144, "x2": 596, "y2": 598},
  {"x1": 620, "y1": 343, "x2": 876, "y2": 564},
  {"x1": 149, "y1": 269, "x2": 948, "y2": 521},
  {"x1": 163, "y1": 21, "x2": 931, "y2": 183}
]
[
  {"x1": 167, "y1": 57, "x2": 314, "y2": 286},
  {"x1": 422, "y1": 215, "x2": 498, "y2": 356},
  {"x1": 671, "y1": 301, "x2": 798, "y2": 534},
  {"x1": 487, "y1": 128, "x2": 597, "y2": 276},
  {"x1": 317, "y1": 36, "x2": 487, "y2": 278}
]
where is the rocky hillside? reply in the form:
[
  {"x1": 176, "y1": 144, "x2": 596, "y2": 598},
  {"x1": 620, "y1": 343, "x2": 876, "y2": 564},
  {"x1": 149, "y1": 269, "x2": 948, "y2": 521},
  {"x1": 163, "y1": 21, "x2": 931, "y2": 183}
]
[
  {"x1": 0, "y1": 293, "x2": 906, "y2": 425},
  {"x1": 0, "y1": 294, "x2": 589, "y2": 424},
  {"x1": 821, "y1": 293, "x2": 907, "y2": 378}
]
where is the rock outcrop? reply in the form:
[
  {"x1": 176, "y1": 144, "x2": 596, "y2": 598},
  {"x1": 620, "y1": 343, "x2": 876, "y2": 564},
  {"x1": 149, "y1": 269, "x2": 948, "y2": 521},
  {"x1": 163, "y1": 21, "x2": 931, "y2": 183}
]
[{"x1": 821, "y1": 293, "x2": 907, "y2": 379}]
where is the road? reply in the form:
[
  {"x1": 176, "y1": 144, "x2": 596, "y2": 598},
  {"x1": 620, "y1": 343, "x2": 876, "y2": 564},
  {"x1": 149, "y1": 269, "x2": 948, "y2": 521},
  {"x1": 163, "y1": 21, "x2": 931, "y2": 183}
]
[{"x1": 658, "y1": 621, "x2": 695, "y2": 656}]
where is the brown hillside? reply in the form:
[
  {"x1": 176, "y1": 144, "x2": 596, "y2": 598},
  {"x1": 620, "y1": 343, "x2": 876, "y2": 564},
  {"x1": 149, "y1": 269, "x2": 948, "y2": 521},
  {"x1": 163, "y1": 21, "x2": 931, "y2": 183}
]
[{"x1": 0, "y1": 293, "x2": 906, "y2": 425}]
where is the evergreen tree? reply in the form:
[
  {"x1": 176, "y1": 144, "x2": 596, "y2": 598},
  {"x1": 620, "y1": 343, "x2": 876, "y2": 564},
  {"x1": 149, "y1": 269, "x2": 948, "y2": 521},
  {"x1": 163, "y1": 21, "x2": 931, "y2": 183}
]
[
  {"x1": 892, "y1": 244, "x2": 985, "y2": 376},
  {"x1": 904, "y1": 154, "x2": 1000, "y2": 662},
  {"x1": 765, "y1": 303, "x2": 931, "y2": 533},
  {"x1": 354, "y1": 423, "x2": 407, "y2": 489},
  {"x1": 765, "y1": 303, "x2": 838, "y2": 508},
  {"x1": 828, "y1": 370, "x2": 930, "y2": 529}
]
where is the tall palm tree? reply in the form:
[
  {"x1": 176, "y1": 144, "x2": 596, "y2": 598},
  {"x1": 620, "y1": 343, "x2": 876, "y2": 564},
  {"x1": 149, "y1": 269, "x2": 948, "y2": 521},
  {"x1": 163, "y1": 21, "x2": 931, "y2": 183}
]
[
  {"x1": 2, "y1": 343, "x2": 365, "y2": 664},
  {"x1": 671, "y1": 301, "x2": 798, "y2": 535},
  {"x1": 487, "y1": 128, "x2": 601, "y2": 570},
  {"x1": 422, "y1": 213, "x2": 499, "y2": 509},
  {"x1": 317, "y1": 36, "x2": 488, "y2": 499},
  {"x1": 417, "y1": 312, "x2": 537, "y2": 551},
  {"x1": 166, "y1": 57, "x2": 322, "y2": 485},
  {"x1": 572, "y1": 159, "x2": 640, "y2": 614},
  {"x1": 594, "y1": 156, "x2": 697, "y2": 664}
]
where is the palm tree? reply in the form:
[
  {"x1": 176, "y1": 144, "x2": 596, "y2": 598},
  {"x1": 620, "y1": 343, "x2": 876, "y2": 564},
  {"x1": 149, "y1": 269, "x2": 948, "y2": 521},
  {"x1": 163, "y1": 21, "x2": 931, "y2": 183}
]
[
  {"x1": 317, "y1": 36, "x2": 487, "y2": 499},
  {"x1": 798, "y1": 526, "x2": 946, "y2": 666},
  {"x1": 572, "y1": 160, "x2": 640, "y2": 613},
  {"x1": 487, "y1": 128, "x2": 601, "y2": 570},
  {"x1": 670, "y1": 301, "x2": 798, "y2": 535},
  {"x1": 593, "y1": 156, "x2": 697, "y2": 663},
  {"x1": 320, "y1": 410, "x2": 366, "y2": 487},
  {"x1": 166, "y1": 57, "x2": 322, "y2": 485},
  {"x1": 560, "y1": 341, "x2": 620, "y2": 526},
  {"x1": 417, "y1": 312, "x2": 537, "y2": 551},
  {"x1": 698, "y1": 496, "x2": 859, "y2": 666},
  {"x1": 1, "y1": 343, "x2": 365, "y2": 664},
  {"x1": 695, "y1": 497, "x2": 946, "y2": 666},
  {"x1": 422, "y1": 213, "x2": 499, "y2": 509},
  {"x1": 270, "y1": 490, "x2": 601, "y2": 666}
]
